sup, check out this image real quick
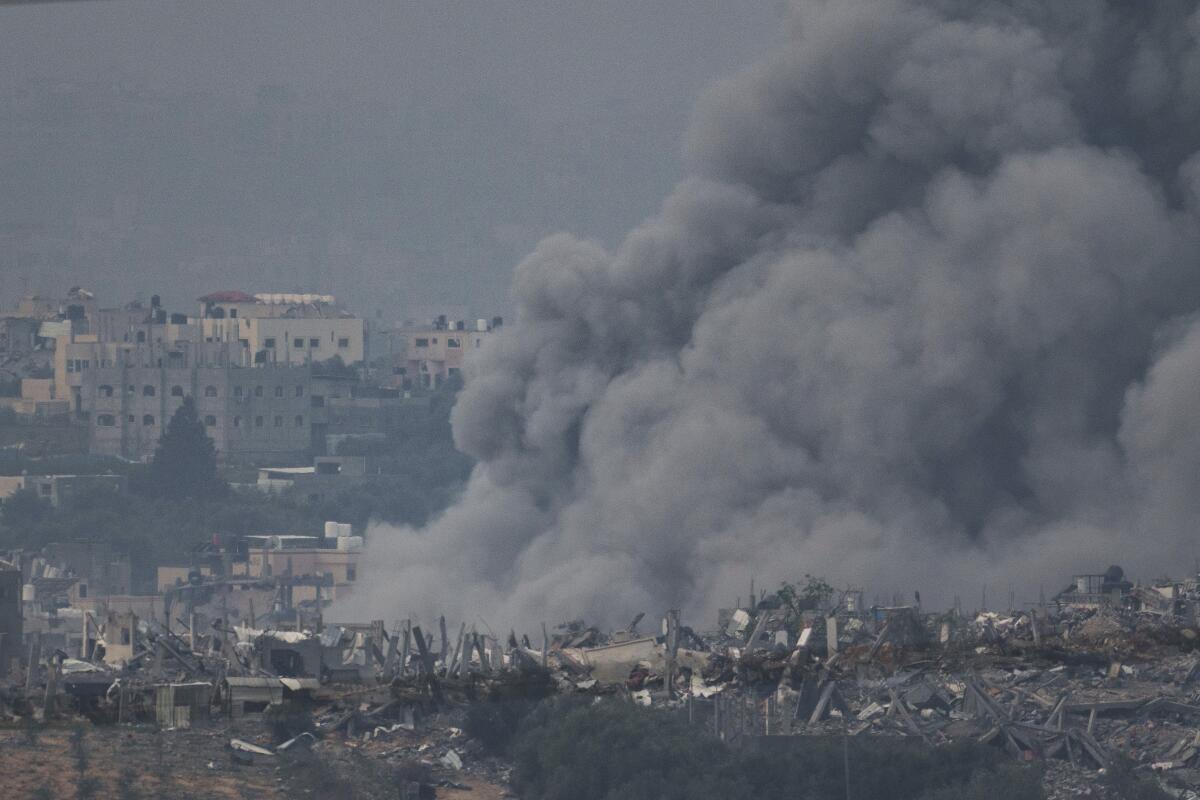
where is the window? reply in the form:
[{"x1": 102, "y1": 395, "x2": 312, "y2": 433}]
[
  {"x1": 295, "y1": 386, "x2": 304, "y2": 397},
  {"x1": 127, "y1": 415, "x2": 135, "y2": 423},
  {"x1": 136, "y1": 331, "x2": 146, "y2": 344},
  {"x1": 338, "y1": 337, "x2": 349, "y2": 348},
  {"x1": 414, "y1": 338, "x2": 428, "y2": 348},
  {"x1": 204, "y1": 415, "x2": 217, "y2": 426},
  {"x1": 264, "y1": 338, "x2": 276, "y2": 349},
  {"x1": 229, "y1": 308, "x2": 237, "y2": 319},
  {"x1": 171, "y1": 385, "x2": 184, "y2": 397},
  {"x1": 294, "y1": 415, "x2": 304, "y2": 427},
  {"x1": 39, "y1": 483, "x2": 52, "y2": 497},
  {"x1": 96, "y1": 414, "x2": 115, "y2": 427},
  {"x1": 346, "y1": 565, "x2": 356, "y2": 582},
  {"x1": 431, "y1": 338, "x2": 438, "y2": 344},
  {"x1": 234, "y1": 386, "x2": 243, "y2": 397},
  {"x1": 127, "y1": 385, "x2": 135, "y2": 395},
  {"x1": 447, "y1": 338, "x2": 460, "y2": 348},
  {"x1": 255, "y1": 416, "x2": 264, "y2": 428},
  {"x1": 143, "y1": 415, "x2": 155, "y2": 426},
  {"x1": 143, "y1": 385, "x2": 156, "y2": 397},
  {"x1": 77, "y1": 584, "x2": 87, "y2": 598},
  {"x1": 294, "y1": 338, "x2": 304, "y2": 349},
  {"x1": 274, "y1": 415, "x2": 283, "y2": 427},
  {"x1": 310, "y1": 338, "x2": 320, "y2": 348},
  {"x1": 255, "y1": 386, "x2": 264, "y2": 397},
  {"x1": 204, "y1": 386, "x2": 218, "y2": 398},
  {"x1": 233, "y1": 416, "x2": 241, "y2": 428},
  {"x1": 274, "y1": 385, "x2": 284, "y2": 397},
  {"x1": 99, "y1": 385, "x2": 114, "y2": 398}
]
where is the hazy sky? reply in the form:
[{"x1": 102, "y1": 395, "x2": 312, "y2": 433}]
[{"x1": 0, "y1": 0, "x2": 786, "y2": 319}]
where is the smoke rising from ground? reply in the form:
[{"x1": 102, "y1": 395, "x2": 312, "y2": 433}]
[{"x1": 340, "y1": 0, "x2": 1200, "y2": 627}]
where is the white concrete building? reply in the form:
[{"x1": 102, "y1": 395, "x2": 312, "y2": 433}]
[{"x1": 198, "y1": 291, "x2": 365, "y2": 367}]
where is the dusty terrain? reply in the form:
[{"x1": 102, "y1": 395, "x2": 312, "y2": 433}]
[{"x1": 0, "y1": 720, "x2": 512, "y2": 800}]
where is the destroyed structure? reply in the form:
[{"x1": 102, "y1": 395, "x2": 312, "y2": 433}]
[{"x1": 4, "y1": 558, "x2": 1200, "y2": 797}]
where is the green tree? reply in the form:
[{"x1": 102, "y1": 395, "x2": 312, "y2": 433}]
[
  {"x1": 147, "y1": 397, "x2": 224, "y2": 499},
  {"x1": 778, "y1": 574, "x2": 836, "y2": 623},
  {"x1": 1, "y1": 488, "x2": 52, "y2": 529}
]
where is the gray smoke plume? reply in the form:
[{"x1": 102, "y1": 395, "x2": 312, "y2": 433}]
[{"x1": 339, "y1": 0, "x2": 1200, "y2": 627}]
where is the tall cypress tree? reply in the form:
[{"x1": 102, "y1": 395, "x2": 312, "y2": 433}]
[{"x1": 151, "y1": 396, "x2": 223, "y2": 498}]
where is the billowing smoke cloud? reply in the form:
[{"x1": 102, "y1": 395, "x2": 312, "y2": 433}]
[{"x1": 340, "y1": 0, "x2": 1200, "y2": 627}]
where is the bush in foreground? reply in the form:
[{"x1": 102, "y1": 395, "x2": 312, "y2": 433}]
[{"x1": 511, "y1": 698, "x2": 1045, "y2": 800}]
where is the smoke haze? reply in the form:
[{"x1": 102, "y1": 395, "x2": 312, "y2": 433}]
[
  {"x1": 0, "y1": 0, "x2": 783, "y2": 315},
  {"x1": 342, "y1": 0, "x2": 1200, "y2": 627}
]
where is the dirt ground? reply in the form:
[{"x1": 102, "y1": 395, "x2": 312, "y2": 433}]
[
  {"x1": 440, "y1": 785, "x2": 510, "y2": 800},
  {"x1": 0, "y1": 721, "x2": 280, "y2": 799},
  {"x1": 0, "y1": 721, "x2": 513, "y2": 800}
]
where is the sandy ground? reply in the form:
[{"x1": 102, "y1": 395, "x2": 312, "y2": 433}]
[
  {"x1": 0, "y1": 721, "x2": 279, "y2": 799},
  {"x1": 0, "y1": 720, "x2": 514, "y2": 800}
]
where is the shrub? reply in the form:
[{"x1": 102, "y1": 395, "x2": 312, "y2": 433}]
[{"x1": 510, "y1": 698, "x2": 1046, "y2": 800}]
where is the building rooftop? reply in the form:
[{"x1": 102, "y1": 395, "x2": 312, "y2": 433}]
[{"x1": 198, "y1": 290, "x2": 259, "y2": 303}]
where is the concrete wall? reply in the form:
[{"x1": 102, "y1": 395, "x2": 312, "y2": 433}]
[
  {"x1": 247, "y1": 547, "x2": 360, "y2": 585},
  {"x1": 20, "y1": 378, "x2": 55, "y2": 401},
  {"x1": 397, "y1": 327, "x2": 492, "y2": 388},
  {"x1": 86, "y1": 356, "x2": 314, "y2": 464},
  {"x1": 572, "y1": 637, "x2": 662, "y2": 683},
  {"x1": 202, "y1": 316, "x2": 365, "y2": 366},
  {"x1": 22, "y1": 474, "x2": 127, "y2": 508},
  {"x1": 0, "y1": 476, "x2": 25, "y2": 502}
]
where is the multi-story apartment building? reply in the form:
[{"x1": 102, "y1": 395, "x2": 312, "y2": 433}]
[
  {"x1": 58, "y1": 337, "x2": 315, "y2": 463},
  {"x1": 391, "y1": 316, "x2": 501, "y2": 389},
  {"x1": 40, "y1": 290, "x2": 368, "y2": 463},
  {"x1": 198, "y1": 291, "x2": 365, "y2": 367}
]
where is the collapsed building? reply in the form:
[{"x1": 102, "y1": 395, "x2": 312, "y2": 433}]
[{"x1": 4, "y1": 564, "x2": 1200, "y2": 798}]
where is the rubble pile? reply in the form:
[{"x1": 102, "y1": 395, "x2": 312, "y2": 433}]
[{"x1": 5, "y1": 566, "x2": 1200, "y2": 797}]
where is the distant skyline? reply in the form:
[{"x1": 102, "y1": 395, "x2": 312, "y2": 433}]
[{"x1": 0, "y1": 0, "x2": 786, "y2": 319}]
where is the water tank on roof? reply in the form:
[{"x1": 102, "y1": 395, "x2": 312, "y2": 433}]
[{"x1": 336, "y1": 536, "x2": 364, "y2": 552}]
